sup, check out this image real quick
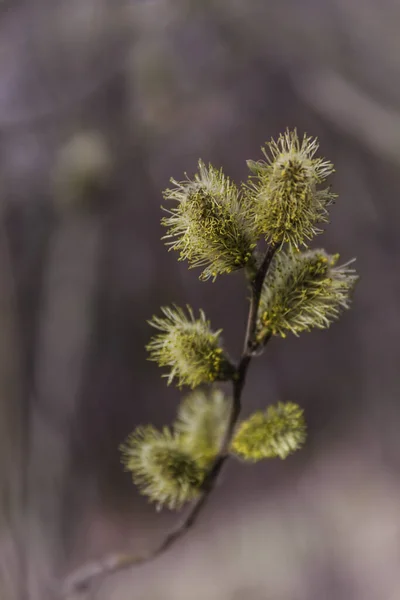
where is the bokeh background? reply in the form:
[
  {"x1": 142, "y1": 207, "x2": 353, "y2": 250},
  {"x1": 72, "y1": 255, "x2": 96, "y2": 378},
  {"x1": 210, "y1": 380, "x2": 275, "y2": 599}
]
[{"x1": 1, "y1": 1, "x2": 400, "y2": 599}]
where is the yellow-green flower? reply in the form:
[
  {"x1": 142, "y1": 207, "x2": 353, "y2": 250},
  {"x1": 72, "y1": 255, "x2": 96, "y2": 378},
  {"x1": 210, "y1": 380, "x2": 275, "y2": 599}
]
[
  {"x1": 174, "y1": 387, "x2": 231, "y2": 467},
  {"x1": 231, "y1": 402, "x2": 306, "y2": 461},
  {"x1": 120, "y1": 426, "x2": 204, "y2": 510},
  {"x1": 256, "y1": 249, "x2": 357, "y2": 341},
  {"x1": 246, "y1": 129, "x2": 335, "y2": 249},
  {"x1": 162, "y1": 160, "x2": 258, "y2": 281},
  {"x1": 147, "y1": 305, "x2": 234, "y2": 388}
]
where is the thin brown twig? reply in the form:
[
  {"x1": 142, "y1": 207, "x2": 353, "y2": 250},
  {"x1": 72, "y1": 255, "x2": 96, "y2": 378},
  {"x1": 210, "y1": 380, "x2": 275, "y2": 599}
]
[{"x1": 60, "y1": 243, "x2": 277, "y2": 597}]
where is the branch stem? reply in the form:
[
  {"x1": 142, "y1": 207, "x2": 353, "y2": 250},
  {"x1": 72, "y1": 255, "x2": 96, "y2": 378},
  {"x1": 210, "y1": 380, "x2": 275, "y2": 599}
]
[{"x1": 61, "y1": 244, "x2": 277, "y2": 597}]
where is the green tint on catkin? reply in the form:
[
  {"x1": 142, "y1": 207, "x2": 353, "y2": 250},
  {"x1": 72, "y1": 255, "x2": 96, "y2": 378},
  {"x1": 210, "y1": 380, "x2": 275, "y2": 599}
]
[
  {"x1": 256, "y1": 249, "x2": 358, "y2": 342},
  {"x1": 120, "y1": 426, "x2": 205, "y2": 510},
  {"x1": 162, "y1": 160, "x2": 258, "y2": 281},
  {"x1": 174, "y1": 387, "x2": 231, "y2": 467},
  {"x1": 231, "y1": 402, "x2": 306, "y2": 461},
  {"x1": 246, "y1": 129, "x2": 336, "y2": 249},
  {"x1": 146, "y1": 305, "x2": 235, "y2": 388}
]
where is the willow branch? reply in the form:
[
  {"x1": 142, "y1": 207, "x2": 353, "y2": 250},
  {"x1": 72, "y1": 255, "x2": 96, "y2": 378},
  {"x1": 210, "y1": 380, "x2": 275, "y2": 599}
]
[{"x1": 61, "y1": 244, "x2": 277, "y2": 597}]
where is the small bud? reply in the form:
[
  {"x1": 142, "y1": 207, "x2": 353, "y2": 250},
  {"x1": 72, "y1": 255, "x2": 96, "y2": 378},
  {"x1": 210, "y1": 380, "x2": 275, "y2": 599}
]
[
  {"x1": 246, "y1": 129, "x2": 335, "y2": 249},
  {"x1": 146, "y1": 305, "x2": 235, "y2": 388},
  {"x1": 161, "y1": 160, "x2": 258, "y2": 281},
  {"x1": 174, "y1": 387, "x2": 231, "y2": 467},
  {"x1": 231, "y1": 402, "x2": 306, "y2": 461},
  {"x1": 120, "y1": 426, "x2": 204, "y2": 510},
  {"x1": 256, "y1": 249, "x2": 358, "y2": 341}
]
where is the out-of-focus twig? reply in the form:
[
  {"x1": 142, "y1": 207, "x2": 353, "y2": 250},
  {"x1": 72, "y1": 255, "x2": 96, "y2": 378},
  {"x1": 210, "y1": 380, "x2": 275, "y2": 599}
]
[
  {"x1": 291, "y1": 68, "x2": 400, "y2": 165},
  {"x1": 0, "y1": 204, "x2": 27, "y2": 599}
]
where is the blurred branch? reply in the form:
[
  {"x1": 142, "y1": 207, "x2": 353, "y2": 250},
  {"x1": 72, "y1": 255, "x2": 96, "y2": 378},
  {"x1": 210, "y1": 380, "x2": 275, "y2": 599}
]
[
  {"x1": 28, "y1": 213, "x2": 104, "y2": 599},
  {"x1": 0, "y1": 206, "x2": 27, "y2": 599},
  {"x1": 60, "y1": 245, "x2": 277, "y2": 597},
  {"x1": 188, "y1": 0, "x2": 400, "y2": 169},
  {"x1": 291, "y1": 68, "x2": 400, "y2": 165}
]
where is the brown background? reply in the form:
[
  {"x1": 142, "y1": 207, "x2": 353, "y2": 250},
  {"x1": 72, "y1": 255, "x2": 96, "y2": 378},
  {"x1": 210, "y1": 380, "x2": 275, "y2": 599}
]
[{"x1": 1, "y1": 1, "x2": 400, "y2": 599}]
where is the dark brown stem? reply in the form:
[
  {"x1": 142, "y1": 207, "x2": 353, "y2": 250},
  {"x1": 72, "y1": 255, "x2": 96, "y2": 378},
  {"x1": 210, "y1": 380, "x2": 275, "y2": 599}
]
[
  {"x1": 244, "y1": 243, "x2": 277, "y2": 355},
  {"x1": 61, "y1": 244, "x2": 277, "y2": 597}
]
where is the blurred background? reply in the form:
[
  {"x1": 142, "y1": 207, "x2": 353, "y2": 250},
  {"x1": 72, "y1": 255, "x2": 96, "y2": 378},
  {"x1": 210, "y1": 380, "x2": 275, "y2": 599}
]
[{"x1": 1, "y1": 1, "x2": 400, "y2": 599}]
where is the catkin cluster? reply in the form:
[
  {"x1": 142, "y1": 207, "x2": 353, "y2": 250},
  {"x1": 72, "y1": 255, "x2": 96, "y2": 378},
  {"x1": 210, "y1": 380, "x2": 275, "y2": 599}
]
[{"x1": 121, "y1": 129, "x2": 358, "y2": 510}]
